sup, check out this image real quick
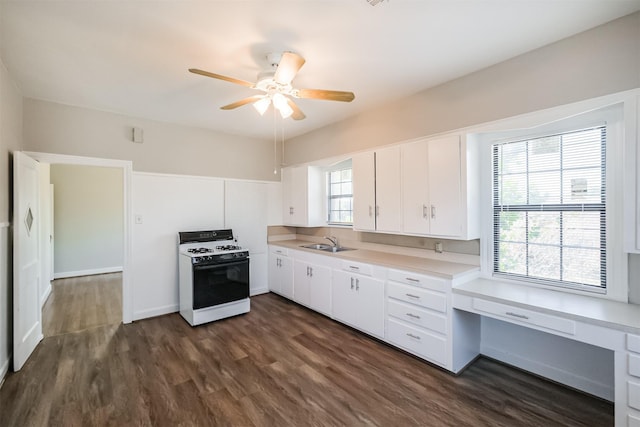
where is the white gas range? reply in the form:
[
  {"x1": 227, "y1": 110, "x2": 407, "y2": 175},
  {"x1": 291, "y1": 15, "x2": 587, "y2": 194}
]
[{"x1": 178, "y1": 229, "x2": 250, "y2": 326}]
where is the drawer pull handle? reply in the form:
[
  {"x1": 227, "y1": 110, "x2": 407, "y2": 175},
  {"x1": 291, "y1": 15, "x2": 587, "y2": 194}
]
[
  {"x1": 406, "y1": 293, "x2": 420, "y2": 299},
  {"x1": 349, "y1": 266, "x2": 360, "y2": 270},
  {"x1": 406, "y1": 333, "x2": 421, "y2": 340},
  {"x1": 406, "y1": 277, "x2": 420, "y2": 283},
  {"x1": 406, "y1": 313, "x2": 421, "y2": 319},
  {"x1": 506, "y1": 311, "x2": 529, "y2": 320}
]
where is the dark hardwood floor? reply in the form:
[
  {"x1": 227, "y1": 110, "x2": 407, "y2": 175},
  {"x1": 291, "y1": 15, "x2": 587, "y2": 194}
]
[
  {"x1": 42, "y1": 273, "x2": 122, "y2": 337},
  {"x1": 1, "y1": 290, "x2": 613, "y2": 426}
]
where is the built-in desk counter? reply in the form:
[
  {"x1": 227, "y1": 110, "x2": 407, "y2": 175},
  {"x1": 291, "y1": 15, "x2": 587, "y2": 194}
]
[{"x1": 452, "y1": 278, "x2": 640, "y2": 427}]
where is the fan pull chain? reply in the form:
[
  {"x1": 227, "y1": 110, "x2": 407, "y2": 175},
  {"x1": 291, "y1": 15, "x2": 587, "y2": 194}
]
[{"x1": 273, "y1": 106, "x2": 278, "y2": 175}]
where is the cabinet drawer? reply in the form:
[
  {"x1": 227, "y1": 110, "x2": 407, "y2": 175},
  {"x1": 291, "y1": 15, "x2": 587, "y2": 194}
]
[
  {"x1": 387, "y1": 269, "x2": 448, "y2": 293},
  {"x1": 342, "y1": 261, "x2": 372, "y2": 276},
  {"x1": 388, "y1": 282, "x2": 446, "y2": 313},
  {"x1": 387, "y1": 299, "x2": 447, "y2": 335},
  {"x1": 270, "y1": 246, "x2": 288, "y2": 256},
  {"x1": 630, "y1": 381, "x2": 640, "y2": 411},
  {"x1": 472, "y1": 298, "x2": 575, "y2": 335},
  {"x1": 387, "y1": 318, "x2": 447, "y2": 366},
  {"x1": 631, "y1": 354, "x2": 640, "y2": 378},
  {"x1": 629, "y1": 334, "x2": 640, "y2": 353}
]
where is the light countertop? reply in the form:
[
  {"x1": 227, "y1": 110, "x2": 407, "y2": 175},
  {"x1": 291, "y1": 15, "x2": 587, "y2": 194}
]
[
  {"x1": 269, "y1": 239, "x2": 479, "y2": 280},
  {"x1": 454, "y1": 278, "x2": 640, "y2": 334}
]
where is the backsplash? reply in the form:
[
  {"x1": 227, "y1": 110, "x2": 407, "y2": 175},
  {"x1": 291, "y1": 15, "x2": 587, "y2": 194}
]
[{"x1": 267, "y1": 225, "x2": 480, "y2": 265}]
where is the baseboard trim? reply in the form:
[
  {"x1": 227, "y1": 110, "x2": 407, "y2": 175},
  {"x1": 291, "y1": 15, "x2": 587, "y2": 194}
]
[
  {"x1": 40, "y1": 283, "x2": 52, "y2": 308},
  {"x1": 481, "y1": 344, "x2": 614, "y2": 401},
  {"x1": 133, "y1": 304, "x2": 179, "y2": 321},
  {"x1": 250, "y1": 286, "x2": 270, "y2": 296},
  {"x1": 54, "y1": 266, "x2": 123, "y2": 279},
  {"x1": 0, "y1": 356, "x2": 10, "y2": 389}
]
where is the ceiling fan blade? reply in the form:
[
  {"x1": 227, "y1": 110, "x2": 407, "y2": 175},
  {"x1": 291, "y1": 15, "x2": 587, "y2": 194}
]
[
  {"x1": 274, "y1": 52, "x2": 305, "y2": 85},
  {"x1": 287, "y1": 98, "x2": 306, "y2": 120},
  {"x1": 189, "y1": 68, "x2": 255, "y2": 88},
  {"x1": 220, "y1": 95, "x2": 265, "y2": 110},
  {"x1": 295, "y1": 88, "x2": 355, "y2": 102}
]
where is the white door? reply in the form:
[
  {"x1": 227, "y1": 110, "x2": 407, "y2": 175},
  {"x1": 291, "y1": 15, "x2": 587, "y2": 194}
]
[{"x1": 13, "y1": 151, "x2": 42, "y2": 371}]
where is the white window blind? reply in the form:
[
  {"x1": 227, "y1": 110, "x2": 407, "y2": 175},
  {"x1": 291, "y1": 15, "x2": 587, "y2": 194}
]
[{"x1": 492, "y1": 126, "x2": 606, "y2": 291}]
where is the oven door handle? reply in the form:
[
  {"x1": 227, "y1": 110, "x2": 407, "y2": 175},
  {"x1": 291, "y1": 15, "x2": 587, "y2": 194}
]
[{"x1": 193, "y1": 260, "x2": 249, "y2": 271}]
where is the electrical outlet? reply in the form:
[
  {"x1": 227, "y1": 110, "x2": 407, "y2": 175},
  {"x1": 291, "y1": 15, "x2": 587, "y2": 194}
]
[{"x1": 435, "y1": 242, "x2": 443, "y2": 253}]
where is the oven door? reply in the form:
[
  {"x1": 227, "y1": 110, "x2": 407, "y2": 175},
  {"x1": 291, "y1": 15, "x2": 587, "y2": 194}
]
[{"x1": 192, "y1": 259, "x2": 250, "y2": 309}]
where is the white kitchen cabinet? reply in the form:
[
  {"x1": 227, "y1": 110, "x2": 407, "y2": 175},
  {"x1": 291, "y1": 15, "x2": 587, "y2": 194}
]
[
  {"x1": 386, "y1": 270, "x2": 449, "y2": 367},
  {"x1": 401, "y1": 134, "x2": 478, "y2": 239},
  {"x1": 281, "y1": 165, "x2": 325, "y2": 227},
  {"x1": 352, "y1": 151, "x2": 376, "y2": 231},
  {"x1": 268, "y1": 247, "x2": 293, "y2": 298},
  {"x1": 332, "y1": 269, "x2": 384, "y2": 338},
  {"x1": 352, "y1": 146, "x2": 401, "y2": 233},
  {"x1": 294, "y1": 260, "x2": 331, "y2": 315}
]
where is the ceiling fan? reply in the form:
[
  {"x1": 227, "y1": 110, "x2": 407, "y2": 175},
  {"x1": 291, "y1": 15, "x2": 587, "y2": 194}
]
[{"x1": 189, "y1": 52, "x2": 355, "y2": 120}]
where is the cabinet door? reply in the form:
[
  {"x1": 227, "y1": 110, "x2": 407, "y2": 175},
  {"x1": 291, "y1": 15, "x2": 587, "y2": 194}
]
[
  {"x1": 355, "y1": 275, "x2": 385, "y2": 338},
  {"x1": 401, "y1": 140, "x2": 430, "y2": 235},
  {"x1": 352, "y1": 152, "x2": 376, "y2": 231},
  {"x1": 268, "y1": 253, "x2": 281, "y2": 295},
  {"x1": 308, "y1": 264, "x2": 332, "y2": 316},
  {"x1": 279, "y1": 256, "x2": 294, "y2": 299},
  {"x1": 331, "y1": 270, "x2": 358, "y2": 326},
  {"x1": 293, "y1": 260, "x2": 311, "y2": 307},
  {"x1": 282, "y1": 166, "x2": 307, "y2": 226},
  {"x1": 375, "y1": 146, "x2": 402, "y2": 233},
  {"x1": 428, "y1": 135, "x2": 462, "y2": 237}
]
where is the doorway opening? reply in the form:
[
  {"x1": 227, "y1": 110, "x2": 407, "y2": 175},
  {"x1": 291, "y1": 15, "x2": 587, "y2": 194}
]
[{"x1": 24, "y1": 152, "x2": 133, "y2": 327}]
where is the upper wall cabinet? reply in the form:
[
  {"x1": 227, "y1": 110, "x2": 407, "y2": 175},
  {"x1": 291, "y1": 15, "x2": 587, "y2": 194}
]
[
  {"x1": 281, "y1": 165, "x2": 325, "y2": 227},
  {"x1": 352, "y1": 146, "x2": 402, "y2": 233},
  {"x1": 402, "y1": 134, "x2": 478, "y2": 239}
]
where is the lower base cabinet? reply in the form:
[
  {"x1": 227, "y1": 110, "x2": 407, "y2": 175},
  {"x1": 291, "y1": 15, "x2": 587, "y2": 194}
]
[
  {"x1": 332, "y1": 270, "x2": 384, "y2": 339},
  {"x1": 293, "y1": 260, "x2": 332, "y2": 316},
  {"x1": 268, "y1": 248, "x2": 293, "y2": 299}
]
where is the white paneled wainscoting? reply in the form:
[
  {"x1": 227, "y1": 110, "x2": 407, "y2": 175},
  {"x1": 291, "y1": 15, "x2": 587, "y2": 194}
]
[{"x1": 131, "y1": 172, "x2": 280, "y2": 321}]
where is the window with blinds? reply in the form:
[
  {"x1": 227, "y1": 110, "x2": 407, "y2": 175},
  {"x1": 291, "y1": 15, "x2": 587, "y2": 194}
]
[{"x1": 492, "y1": 126, "x2": 606, "y2": 292}]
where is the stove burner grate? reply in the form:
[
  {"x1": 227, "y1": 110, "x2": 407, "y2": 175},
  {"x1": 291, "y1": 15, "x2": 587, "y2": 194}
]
[
  {"x1": 187, "y1": 248, "x2": 213, "y2": 254},
  {"x1": 216, "y1": 245, "x2": 241, "y2": 251}
]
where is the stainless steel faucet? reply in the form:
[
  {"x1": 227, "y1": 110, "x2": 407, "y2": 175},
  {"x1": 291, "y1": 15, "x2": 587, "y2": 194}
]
[{"x1": 324, "y1": 236, "x2": 339, "y2": 248}]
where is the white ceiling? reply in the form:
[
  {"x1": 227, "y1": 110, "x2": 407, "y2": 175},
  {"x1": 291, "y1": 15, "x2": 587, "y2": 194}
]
[{"x1": 1, "y1": 1, "x2": 639, "y2": 140}]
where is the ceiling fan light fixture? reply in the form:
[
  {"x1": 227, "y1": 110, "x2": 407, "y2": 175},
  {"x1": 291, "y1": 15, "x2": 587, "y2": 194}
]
[
  {"x1": 253, "y1": 97, "x2": 271, "y2": 115},
  {"x1": 272, "y1": 93, "x2": 293, "y2": 118}
]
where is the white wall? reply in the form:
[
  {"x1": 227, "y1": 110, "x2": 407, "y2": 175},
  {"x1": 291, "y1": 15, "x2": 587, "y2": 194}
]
[
  {"x1": 285, "y1": 12, "x2": 640, "y2": 165},
  {"x1": 481, "y1": 317, "x2": 615, "y2": 400},
  {"x1": 22, "y1": 98, "x2": 281, "y2": 182},
  {"x1": 50, "y1": 164, "x2": 123, "y2": 278},
  {"x1": 0, "y1": 57, "x2": 23, "y2": 383}
]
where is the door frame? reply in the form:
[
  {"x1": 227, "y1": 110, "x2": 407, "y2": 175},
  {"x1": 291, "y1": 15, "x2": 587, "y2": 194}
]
[{"x1": 24, "y1": 152, "x2": 133, "y2": 324}]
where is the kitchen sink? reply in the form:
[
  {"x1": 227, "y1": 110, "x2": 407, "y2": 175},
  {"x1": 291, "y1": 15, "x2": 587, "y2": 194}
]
[{"x1": 300, "y1": 244, "x2": 355, "y2": 253}]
